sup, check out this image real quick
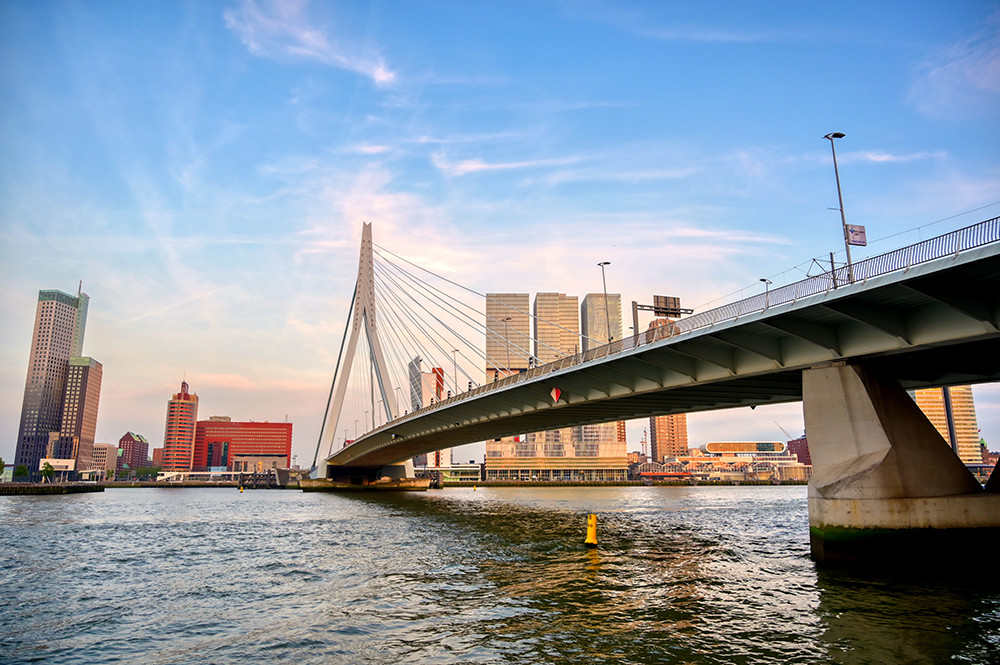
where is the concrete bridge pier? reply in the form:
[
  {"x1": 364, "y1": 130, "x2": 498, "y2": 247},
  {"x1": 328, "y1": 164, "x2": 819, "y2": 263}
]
[{"x1": 804, "y1": 362, "x2": 1000, "y2": 566}]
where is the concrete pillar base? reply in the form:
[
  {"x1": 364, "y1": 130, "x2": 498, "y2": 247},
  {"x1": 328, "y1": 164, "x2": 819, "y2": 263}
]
[
  {"x1": 804, "y1": 363, "x2": 998, "y2": 566},
  {"x1": 810, "y1": 494, "x2": 1000, "y2": 565}
]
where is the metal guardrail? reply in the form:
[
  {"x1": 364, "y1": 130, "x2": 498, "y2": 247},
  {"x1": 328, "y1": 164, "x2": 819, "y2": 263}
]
[{"x1": 364, "y1": 216, "x2": 1000, "y2": 437}]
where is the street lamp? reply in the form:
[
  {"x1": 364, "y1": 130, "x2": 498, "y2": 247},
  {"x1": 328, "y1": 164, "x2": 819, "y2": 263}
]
[
  {"x1": 823, "y1": 132, "x2": 854, "y2": 284},
  {"x1": 451, "y1": 348, "x2": 459, "y2": 393},
  {"x1": 597, "y1": 261, "x2": 612, "y2": 343},
  {"x1": 760, "y1": 278, "x2": 772, "y2": 309},
  {"x1": 502, "y1": 317, "x2": 513, "y2": 374}
]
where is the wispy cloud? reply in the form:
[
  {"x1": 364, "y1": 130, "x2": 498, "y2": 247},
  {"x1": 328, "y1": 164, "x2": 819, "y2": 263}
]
[
  {"x1": 432, "y1": 153, "x2": 582, "y2": 177},
  {"x1": 223, "y1": 0, "x2": 396, "y2": 85},
  {"x1": 908, "y1": 10, "x2": 1000, "y2": 118},
  {"x1": 843, "y1": 150, "x2": 947, "y2": 164}
]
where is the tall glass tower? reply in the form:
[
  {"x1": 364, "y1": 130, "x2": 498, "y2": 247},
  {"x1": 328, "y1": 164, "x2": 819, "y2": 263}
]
[{"x1": 15, "y1": 288, "x2": 92, "y2": 478}]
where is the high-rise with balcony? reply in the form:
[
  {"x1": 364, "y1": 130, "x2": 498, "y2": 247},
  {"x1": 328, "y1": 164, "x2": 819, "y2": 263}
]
[
  {"x1": 649, "y1": 414, "x2": 689, "y2": 463},
  {"x1": 15, "y1": 288, "x2": 93, "y2": 479},
  {"x1": 162, "y1": 381, "x2": 199, "y2": 471}
]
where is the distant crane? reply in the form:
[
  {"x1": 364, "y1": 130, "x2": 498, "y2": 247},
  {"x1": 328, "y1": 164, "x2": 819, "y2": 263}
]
[{"x1": 774, "y1": 421, "x2": 795, "y2": 441}]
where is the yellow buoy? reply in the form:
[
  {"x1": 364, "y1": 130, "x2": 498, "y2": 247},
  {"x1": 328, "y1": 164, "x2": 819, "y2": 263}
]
[
  {"x1": 239, "y1": 487, "x2": 243, "y2": 493},
  {"x1": 473, "y1": 485, "x2": 477, "y2": 491},
  {"x1": 584, "y1": 513, "x2": 598, "y2": 548}
]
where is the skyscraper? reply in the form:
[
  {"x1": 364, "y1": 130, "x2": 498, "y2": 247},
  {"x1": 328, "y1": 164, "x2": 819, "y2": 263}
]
[
  {"x1": 485, "y1": 293, "x2": 530, "y2": 377},
  {"x1": 649, "y1": 414, "x2": 689, "y2": 462},
  {"x1": 533, "y1": 292, "x2": 580, "y2": 363},
  {"x1": 580, "y1": 293, "x2": 625, "y2": 446},
  {"x1": 15, "y1": 288, "x2": 92, "y2": 479},
  {"x1": 48, "y1": 357, "x2": 103, "y2": 472},
  {"x1": 162, "y1": 381, "x2": 199, "y2": 471},
  {"x1": 914, "y1": 386, "x2": 981, "y2": 465},
  {"x1": 580, "y1": 293, "x2": 622, "y2": 352}
]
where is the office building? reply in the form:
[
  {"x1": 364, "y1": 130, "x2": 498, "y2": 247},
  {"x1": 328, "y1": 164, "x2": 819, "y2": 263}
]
[
  {"x1": 152, "y1": 447, "x2": 163, "y2": 467},
  {"x1": 486, "y1": 293, "x2": 530, "y2": 377},
  {"x1": 118, "y1": 432, "x2": 150, "y2": 472},
  {"x1": 162, "y1": 381, "x2": 199, "y2": 471},
  {"x1": 91, "y1": 442, "x2": 118, "y2": 479},
  {"x1": 15, "y1": 287, "x2": 94, "y2": 479},
  {"x1": 580, "y1": 293, "x2": 622, "y2": 351},
  {"x1": 192, "y1": 417, "x2": 292, "y2": 470},
  {"x1": 649, "y1": 414, "x2": 689, "y2": 463},
  {"x1": 485, "y1": 432, "x2": 628, "y2": 481},
  {"x1": 533, "y1": 292, "x2": 580, "y2": 363},
  {"x1": 914, "y1": 386, "x2": 981, "y2": 464},
  {"x1": 48, "y1": 356, "x2": 103, "y2": 472}
]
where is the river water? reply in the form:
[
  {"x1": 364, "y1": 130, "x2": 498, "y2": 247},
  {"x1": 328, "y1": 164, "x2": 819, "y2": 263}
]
[{"x1": 1, "y1": 486, "x2": 997, "y2": 664}]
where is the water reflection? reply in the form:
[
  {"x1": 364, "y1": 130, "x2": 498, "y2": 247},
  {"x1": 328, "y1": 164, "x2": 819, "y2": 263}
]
[
  {"x1": 2, "y1": 487, "x2": 997, "y2": 665},
  {"x1": 816, "y1": 567, "x2": 1000, "y2": 665}
]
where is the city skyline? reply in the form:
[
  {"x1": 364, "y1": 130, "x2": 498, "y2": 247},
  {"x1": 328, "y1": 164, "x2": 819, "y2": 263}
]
[{"x1": 1, "y1": 2, "x2": 998, "y2": 466}]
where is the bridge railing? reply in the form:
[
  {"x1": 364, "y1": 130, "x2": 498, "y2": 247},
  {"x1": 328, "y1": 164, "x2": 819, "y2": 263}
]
[{"x1": 385, "y1": 216, "x2": 1000, "y2": 429}]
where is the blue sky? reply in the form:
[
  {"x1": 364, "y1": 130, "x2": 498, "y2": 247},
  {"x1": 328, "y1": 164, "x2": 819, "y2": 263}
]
[{"x1": 1, "y1": 0, "x2": 998, "y2": 466}]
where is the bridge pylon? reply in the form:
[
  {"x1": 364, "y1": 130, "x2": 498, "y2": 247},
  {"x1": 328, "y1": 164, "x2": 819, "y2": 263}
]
[{"x1": 313, "y1": 223, "x2": 410, "y2": 481}]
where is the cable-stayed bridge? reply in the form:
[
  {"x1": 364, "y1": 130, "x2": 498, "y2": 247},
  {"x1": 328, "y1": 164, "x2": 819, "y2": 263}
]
[
  {"x1": 313, "y1": 218, "x2": 1000, "y2": 470},
  {"x1": 310, "y1": 217, "x2": 1000, "y2": 564}
]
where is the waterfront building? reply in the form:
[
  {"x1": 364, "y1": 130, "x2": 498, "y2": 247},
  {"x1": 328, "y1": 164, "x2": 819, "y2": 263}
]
[
  {"x1": 786, "y1": 435, "x2": 811, "y2": 465},
  {"x1": 533, "y1": 292, "x2": 580, "y2": 362},
  {"x1": 152, "y1": 447, "x2": 163, "y2": 467},
  {"x1": 485, "y1": 293, "x2": 530, "y2": 377},
  {"x1": 48, "y1": 356, "x2": 103, "y2": 472},
  {"x1": 636, "y1": 441, "x2": 809, "y2": 482},
  {"x1": 91, "y1": 442, "x2": 118, "y2": 479},
  {"x1": 580, "y1": 292, "x2": 622, "y2": 351},
  {"x1": 192, "y1": 417, "x2": 292, "y2": 470},
  {"x1": 118, "y1": 432, "x2": 150, "y2": 472},
  {"x1": 407, "y1": 357, "x2": 449, "y2": 467},
  {"x1": 913, "y1": 386, "x2": 981, "y2": 464},
  {"x1": 649, "y1": 414, "x2": 688, "y2": 463},
  {"x1": 162, "y1": 381, "x2": 199, "y2": 471},
  {"x1": 485, "y1": 432, "x2": 627, "y2": 481},
  {"x1": 15, "y1": 287, "x2": 92, "y2": 479}
]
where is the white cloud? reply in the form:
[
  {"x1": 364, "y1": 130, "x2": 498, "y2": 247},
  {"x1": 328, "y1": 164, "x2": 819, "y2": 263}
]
[
  {"x1": 909, "y1": 10, "x2": 1000, "y2": 118},
  {"x1": 223, "y1": 0, "x2": 396, "y2": 86},
  {"x1": 432, "y1": 153, "x2": 582, "y2": 177}
]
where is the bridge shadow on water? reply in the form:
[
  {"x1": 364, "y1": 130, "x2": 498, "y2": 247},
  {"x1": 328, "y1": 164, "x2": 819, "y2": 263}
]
[{"x1": 312, "y1": 487, "x2": 999, "y2": 665}]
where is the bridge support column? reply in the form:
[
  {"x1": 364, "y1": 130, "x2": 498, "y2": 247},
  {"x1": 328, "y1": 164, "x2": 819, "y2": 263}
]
[{"x1": 804, "y1": 363, "x2": 999, "y2": 566}]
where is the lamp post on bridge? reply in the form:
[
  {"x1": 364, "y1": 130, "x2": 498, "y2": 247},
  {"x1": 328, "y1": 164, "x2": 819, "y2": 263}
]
[
  {"x1": 451, "y1": 349, "x2": 459, "y2": 393},
  {"x1": 760, "y1": 278, "x2": 772, "y2": 309},
  {"x1": 598, "y1": 261, "x2": 612, "y2": 343},
  {"x1": 823, "y1": 132, "x2": 854, "y2": 284},
  {"x1": 502, "y1": 317, "x2": 512, "y2": 375}
]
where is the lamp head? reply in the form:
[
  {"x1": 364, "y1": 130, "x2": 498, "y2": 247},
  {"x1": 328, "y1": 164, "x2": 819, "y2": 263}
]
[
  {"x1": 823, "y1": 132, "x2": 846, "y2": 140},
  {"x1": 598, "y1": 261, "x2": 611, "y2": 267}
]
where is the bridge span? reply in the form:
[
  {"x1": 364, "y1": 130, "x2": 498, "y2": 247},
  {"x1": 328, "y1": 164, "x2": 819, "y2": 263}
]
[
  {"x1": 316, "y1": 218, "x2": 1000, "y2": 566},
  {"x1": 327, "y1": 231, "x2": 1000, "y2": 469}
]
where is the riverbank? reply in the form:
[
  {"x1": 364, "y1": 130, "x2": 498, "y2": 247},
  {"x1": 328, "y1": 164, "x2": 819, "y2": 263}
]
[
  {"x1": 0, "y1": 482, "x2": 105, "y2": 495},
  {"x1": 441, "y1": 479, "x2": 809, "y2": 488}
]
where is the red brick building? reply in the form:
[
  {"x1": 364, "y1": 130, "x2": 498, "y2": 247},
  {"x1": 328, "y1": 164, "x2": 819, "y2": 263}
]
[
  {"x1": 786, "y1": 435, "x2": 811, "y2": 466},
  {"x1": 117, "y1": 431, "x2": 150, "y2": 472},
  {"x1": 192, "y1": 417, "x2": 292, "y2": 471}
]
